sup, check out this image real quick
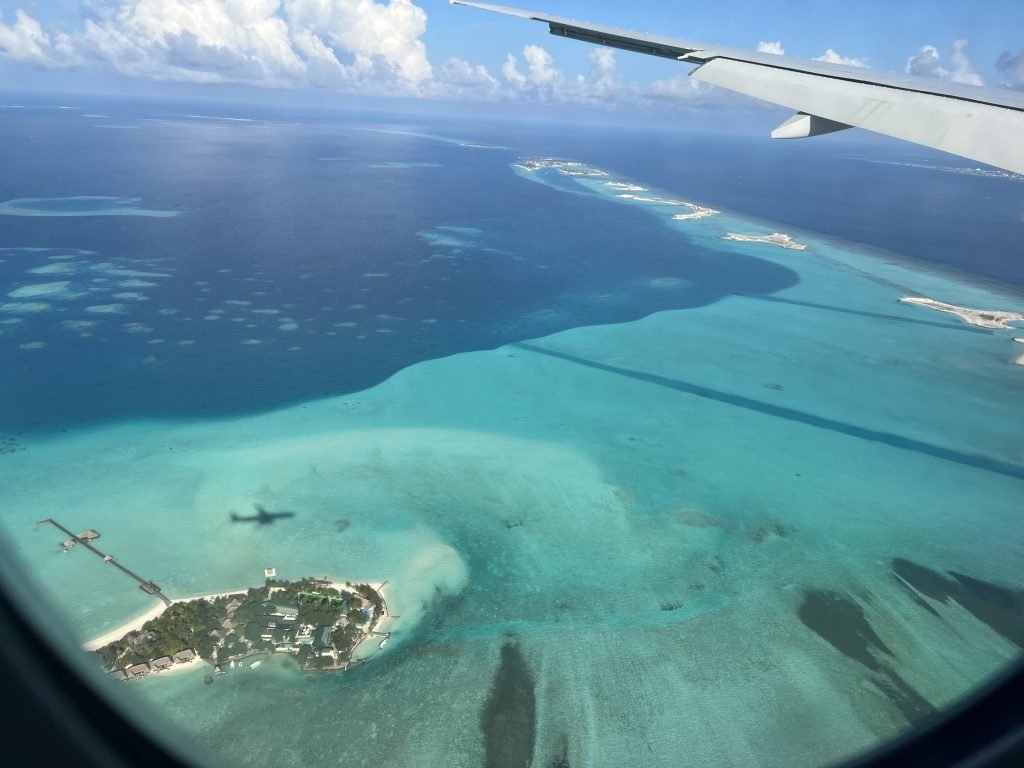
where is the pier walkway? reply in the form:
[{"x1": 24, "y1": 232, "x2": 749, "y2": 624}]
[{"x1": 38, "y1": 518, "x2": 172, "y2": 606}]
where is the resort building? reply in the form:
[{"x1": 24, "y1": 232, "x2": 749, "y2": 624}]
[
  {"x1": 312, "y1": 626, "x2": 333, "y2": 654},
  {"x1": 126, "y1": 663, "x2": 150, "y2": 680},
  {"x1": 270, "y1": 604, "x2": 299, "y2": 621}
]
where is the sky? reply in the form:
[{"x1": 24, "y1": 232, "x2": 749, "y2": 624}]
[{"x1": 1, "y1": 0, "x2": 1023, "y2": 113}]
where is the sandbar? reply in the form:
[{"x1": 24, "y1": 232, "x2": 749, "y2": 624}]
[
  {"x1": 613, "y1": 193, "x2": 719, "y2": 220},
  {"x1": 8, "y1": 281, "x2": 71, "y2": 298},
  {"x1": 721, "y1": 232, "x2": 807, "y2": 250},
  {"x1": 1, "y1": 302, "x2": 50, "y2": 313},
  {"x1": 0, "y1": 196, "x2": 177, "y2": 218},
  {"x1": 899, "y1": 297, "x2": 1024, "y2": 330}
]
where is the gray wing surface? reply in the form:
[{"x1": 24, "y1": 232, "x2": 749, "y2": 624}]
[{"x1": 452, "y1": 1, "x2": 1024, "y2": 175}]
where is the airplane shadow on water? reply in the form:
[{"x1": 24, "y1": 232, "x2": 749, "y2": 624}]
[
  {"x1": 515, "y1": 342, "x2": 1024, "y2": 482},
  {"x1": 229, "y1": 504, "x2": 297, "y2": 525}
]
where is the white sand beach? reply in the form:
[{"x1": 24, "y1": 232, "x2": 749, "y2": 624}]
[
  {"x1": 83, "y1": 602, "x2": 167, "y2": 651},
  {"x1": 721, "y1": 232, "x2": 808, "y2": 249},
  {"x1": 900, "y1": 297, "x2": 1024, "y2": 329},
  {"x1": 82, "y1": 587, "x2": 254, "y2": 650},
  {"x1": 156, "y1": 654, "x2": 206, "y2": 676}
]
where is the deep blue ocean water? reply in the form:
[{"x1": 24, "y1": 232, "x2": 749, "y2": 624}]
[{"x1": 1, "y1": 94, "x2": 1021, "y2": 435}]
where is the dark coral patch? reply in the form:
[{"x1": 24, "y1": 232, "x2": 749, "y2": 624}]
[
  {"x1": 481, "y1": 641, "x2": 537, "y2": 768},
  {"x1": 798, "y1": 589, "x2": 893, "y2": 671},
  {"x1": 894, "y1": 558, "x2": 1024, "y2": 648},
  {"x1": 798, "y1": 588, "x2": 935, "y2": 724}
]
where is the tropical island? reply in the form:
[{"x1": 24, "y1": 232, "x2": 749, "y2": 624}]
[
  {"x1": 721, "y1": 232, "x2": 808, "y2": 250},
  {"x1": 94, "y1": 578, "x2": 389, "y2": 681},
  {"x1": 610, "y1": 191, "x2": 719, "y2": 220},
  {"x1": 513, "y1": 158, "x2": 608, "y2": 177}
]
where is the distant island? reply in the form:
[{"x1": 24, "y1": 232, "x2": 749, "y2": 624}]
[
  {"x1": 721, "y1": 232, "x2": 808, "y2": 250},
  {"x1": 899, "y1": 297, "x2": 1024, "y2": 330},
  {"x1": 610, "y1": 192, "x2": 719, "y2": 220},
  {"x1": 95, "y1": 578, "x2": 389, "y2": 681},
  {"x1": 513, "y1": 158, "x2": 608, "y2": 177},
  {"x1": 515, "y1": 158, "x2": 718, "y2": 219}
]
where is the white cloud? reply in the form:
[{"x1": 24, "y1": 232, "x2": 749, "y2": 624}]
[
  {"x1": 996, "y1": 48, "x2": 1024, "y2": 90},
  {"x1": 501, "y1": 52, "x2": 527, "y2": 90},
  {"x1": 948, "y1": 39, "x2": 984, "y2": 86},
  {"x1": 0, "y1": 2, "x2": 814, "y2": 111},
  {"x1": 585, "y1": 47, "x2": 620, "y2": 99},
  {"x1": 648, "y1": 73, "x2": 704, "y2": 99},
  {"x1": 814, "y1": 49, "x2": 867, "y2": 68},
  {"x1": 523, "y1": 44, "x2": 557, "y2": 87},
  {"x1": 754, "y1": 40, "x2": 869, "y2": 69},
  {"x1": 500, "y1": 44, "x2": 631, "y2": 105},
  {"x1": 4, "y1": 0, "x2": 433, "y2": 92},
  {"x1": 906, "y1": 39, "x2": 984, "y2": 86},
  {"x1": 756, "y1": 41, "x2": 785, "y2": 56},
  {"x1": 434, "y1": 57, "x2": 499, "y2": 99},
  {"x1": 647, "y1": 70, "x2": 753, "y2": 110},
  {"x1": 0, "y1": 9, "x2": 76, "y2": 67},
  {"x1": 283, "y1": 0, "x2": 432, "y2": 87}
]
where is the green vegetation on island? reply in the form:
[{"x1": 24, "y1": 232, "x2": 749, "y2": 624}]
[{"x1": 95, "y1": 577, "x2": 387, "y2": 676}]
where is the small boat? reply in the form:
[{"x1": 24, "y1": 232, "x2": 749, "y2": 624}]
[
  {"x1": 378, "y1": 637, "x2": 388, "y2": 649},
  {"x1": 215, "y1": 665, "x2": 224, "y2": 675},
  {"x1": 230, "y1": 660, "x2": 236, "y2": 669},
  {"x1": 249, "y1": 659, "x2": 263, "y2": 669}
]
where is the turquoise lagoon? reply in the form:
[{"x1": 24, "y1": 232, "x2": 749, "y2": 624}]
[{"x1": 1, "y1": 153, "x2": 1023, "y2": 768}]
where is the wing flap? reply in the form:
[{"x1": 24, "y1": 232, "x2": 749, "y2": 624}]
[{"x1": 694, "y1": 58, "x2": 1024, "y2": 175}]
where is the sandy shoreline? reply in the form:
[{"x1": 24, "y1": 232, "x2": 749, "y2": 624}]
[
  {"x1": 156, "y1": 654, "x2": 206, "y2": 676},
  {"x1": 722, "y1": 232, "x2": 807, "y2": 250},
  {"x1": 83, "y1": 602, "x2": 168, "y2": 651},
  {"x1": 899, "y1": 297, "x2": 1024, "y2": 329},
  {"x1": 82, "y1": 579, "x2": 391, "y2": 651}
]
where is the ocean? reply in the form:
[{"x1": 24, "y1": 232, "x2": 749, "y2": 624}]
[{"x1": 1, "y1": 93, "x2": 1022, "y2": 768}]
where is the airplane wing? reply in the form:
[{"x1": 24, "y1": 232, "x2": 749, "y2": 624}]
[{"x1": 452, "y1": 1, "x2": 1024, "y2": 176}]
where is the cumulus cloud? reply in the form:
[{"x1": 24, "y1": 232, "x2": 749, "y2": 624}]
[
  {"x1": 0, "y1": 9, "x2": 76, "y2": 66},
  {"x1": 500, "y1": 44, "x2": 631, "y2": 105},
  {"x1": 756, "y1": 40, "x2": 868, "y2": 68},
  {"x1": 996, "y1": 48, "x2": 1024, "y2": 90},
  {"x1": 756, "y1": 41, "x2": 785, "y2": 56},
  {"x1": 284, "y1": 0, "x2": 432, "y2": 86},
  {"x1": 814, "y1": 49, "x2": 867, "y2": 68},
  {"x1": 906, "y1": 39, "x2": 984, "y2": 86},
  {"x1": 434, "y1": 57, "x2": 499, "y2": 99},
  {"x1": 2, "y1": 0, "x2": 433, "y2": 92},
  {"x1": 0, "y1": 1, "x2": 816, "y2": 110},
  {"x1": 647, "y1": 69, "x2": 750, "y2": 109},
  {"x1": 584, "y1": 47, "x2": 620, "y2": 99}
]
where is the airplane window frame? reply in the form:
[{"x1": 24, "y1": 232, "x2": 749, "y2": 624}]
[{"x1": 1, "y1": 6, "x2": 1021, "y2": 761}]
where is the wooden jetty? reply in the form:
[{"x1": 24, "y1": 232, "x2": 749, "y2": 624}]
[
  {"x1": 38, "y1": 518, "x2": 172, "y2": 606},
  {"x1": 60, "y1": 529, "x2": 100, "y2": 551}
]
